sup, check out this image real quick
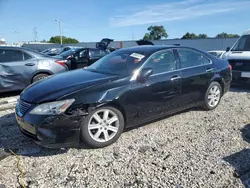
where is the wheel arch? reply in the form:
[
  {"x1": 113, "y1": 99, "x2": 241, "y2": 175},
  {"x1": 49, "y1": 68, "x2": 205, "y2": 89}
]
[
  {"x1": 30, "y1": 70, "x2": 54, "y2": 83},
  {"x1": 93, "y1": 102, "x2": 128, "y2": 126},
  {"x1": 210, "y1": 75, "x2": 225, "y2": 95}
]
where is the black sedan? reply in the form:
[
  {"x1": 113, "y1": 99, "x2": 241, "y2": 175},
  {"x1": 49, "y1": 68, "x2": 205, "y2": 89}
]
[
  {"x1": 56, "y1": 48, "x2": 109, "y2": 70},
  {"x1": 15, "y1": 45, "x2": 232, "y2": 148}
]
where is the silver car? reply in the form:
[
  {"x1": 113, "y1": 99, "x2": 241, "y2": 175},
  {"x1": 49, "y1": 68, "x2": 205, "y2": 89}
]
[{"x1": 0, "y1": 46, "x2": 68, "y2": 93}]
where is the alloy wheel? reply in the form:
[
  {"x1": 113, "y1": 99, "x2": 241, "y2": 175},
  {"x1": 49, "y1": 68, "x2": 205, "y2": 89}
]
[
  {"x1": 88, "y1": 109, "x2": 120, "y2": 143},
  {"x1": 207, "y1": 85, "x2": 221, "y2": 107}
]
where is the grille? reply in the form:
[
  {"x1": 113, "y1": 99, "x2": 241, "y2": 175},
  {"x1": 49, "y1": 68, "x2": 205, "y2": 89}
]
[
  {"x1": 18, "y1": 100, "x2": 31, "y2": 115},
  {"x1": 228, "y1": 59, "x2": 250, "y2": 71}
]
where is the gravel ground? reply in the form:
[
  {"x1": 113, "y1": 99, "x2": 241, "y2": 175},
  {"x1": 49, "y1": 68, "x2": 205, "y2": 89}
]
[{"x1": 1, "y1": 88, "x2": 250, "y2": 188}]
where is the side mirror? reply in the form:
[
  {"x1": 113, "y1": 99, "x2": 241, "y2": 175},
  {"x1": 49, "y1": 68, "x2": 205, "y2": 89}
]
[
  {"x1": 137, "y1": 68, "x2": 153, "y2": 83},
  {"x1": 226, "y1": 47, "x2": 230, "y2": 52}
]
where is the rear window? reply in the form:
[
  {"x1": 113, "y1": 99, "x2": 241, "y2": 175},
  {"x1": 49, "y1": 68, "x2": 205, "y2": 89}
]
[{"x1": 23, "y1": 52, "x2": 33, "y2": 60}]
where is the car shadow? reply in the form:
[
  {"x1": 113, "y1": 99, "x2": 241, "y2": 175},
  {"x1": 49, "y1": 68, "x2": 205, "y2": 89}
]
[
  {"x1": 0, "y1": 112, "x2": 69, "y2": 157},
  {"x1": 223, "y1": 124, "x2": 250, "y2": 187},
  {"x1": 124, "y1": 107, "x2": 197, "y2": 132},
  {"x1": 230, "y1": 83, "x2": 250, "y2": 93},
  {"x1": 0, "y1": 91, "x2": 21, "y2": 98}
]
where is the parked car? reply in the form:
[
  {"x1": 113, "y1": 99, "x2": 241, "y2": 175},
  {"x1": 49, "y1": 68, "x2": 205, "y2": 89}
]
[
  {"x1": 42, "y1": 48, "x2": 62, "y2": 56},
  {"x1": 56, "y1": 39, "x2": 114, "y2": 70},
  {"x1": 222, "y1": 29, "x2": 250, "y2": 83},
  {"x1": 208, "y1": 51, "x2": 225, "y2": 58},
  {"x1": 0, "y1": 46, "x2": 68, "y2": 93},
  {"x1": 15, "y1": 45, "x2": 232, "y2": 148},
  {"x1": 66, "y1": 48, "x2": 109, "y2": 70},
  {"x1": 58, "y1": 46, "x2": 82, "y2": 55},
  {"x1": 55, "y1": 48, "x2": 109, "y2": 70}
]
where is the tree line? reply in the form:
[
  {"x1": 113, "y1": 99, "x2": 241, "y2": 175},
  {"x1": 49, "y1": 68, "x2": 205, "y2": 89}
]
[
  {"x1": 143, "y1": 25, "x2": 240, "y2": 40},
  {"x1": 42, "y1": 25, "x2": 239, "y2": 44}
]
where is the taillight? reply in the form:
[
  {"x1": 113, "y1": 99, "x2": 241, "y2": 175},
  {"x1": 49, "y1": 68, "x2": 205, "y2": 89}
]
[
  {"x1": 55, "y1": 60, "x2": 67, "y2": 67},
  {"x1": 228, "y1": 64, "x2": 232, "y2": 70}
]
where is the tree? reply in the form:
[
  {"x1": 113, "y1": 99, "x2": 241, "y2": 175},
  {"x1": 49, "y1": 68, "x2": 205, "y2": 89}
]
[
  {"x1": 197, "y1": 34, "x2": 208, "y2": 38},
  {"x1": 216, "y1": 32, "x2": 240, "y2": 38},
  {"x1": 49, "y1": 36, "x2": 79, "y2": 44},
  {"x1": 181, "y1": 32, "x2": 197, "y2": 39},
  {"x1": 181, "y1": 32, "x2": 208, "y2": 39},
  {"x1": 143, "y1": 25, "x2": 168, "y2": 40}
]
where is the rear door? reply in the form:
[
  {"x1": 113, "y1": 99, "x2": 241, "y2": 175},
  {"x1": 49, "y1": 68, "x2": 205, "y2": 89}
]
[
  {"x1": 176, "y1": 48, "x2": 215, "y2": 106},
  {"x1": 0, "y1": 49, "x2": 37, "y2": 92}
]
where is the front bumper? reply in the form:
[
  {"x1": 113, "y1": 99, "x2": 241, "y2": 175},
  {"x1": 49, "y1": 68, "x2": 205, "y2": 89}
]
[{"x1": 15, "y1": 104, "x2": 82, "y2": 148}]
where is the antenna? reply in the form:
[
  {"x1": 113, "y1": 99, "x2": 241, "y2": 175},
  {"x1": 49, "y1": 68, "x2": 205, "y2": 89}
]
[{"x1": 33, "y1": 27, "x2": 38, "y2": 41}]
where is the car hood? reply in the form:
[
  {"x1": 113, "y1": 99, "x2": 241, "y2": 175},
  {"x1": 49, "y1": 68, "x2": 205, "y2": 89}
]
[
  {"x1": 224, "y1": 51, "x2": 250, "y2": 60},
  {"x1": 21, "y1": 69, "x2": 117, "y2": 103}
]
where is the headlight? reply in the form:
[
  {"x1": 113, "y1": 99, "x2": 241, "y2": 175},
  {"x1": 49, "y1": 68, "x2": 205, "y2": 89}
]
[{"x1": 30, "y1": 99, "x2": 75, "y2": 115}]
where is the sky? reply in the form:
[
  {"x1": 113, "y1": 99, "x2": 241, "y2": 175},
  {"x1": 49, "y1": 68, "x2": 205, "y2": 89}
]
[{"x1": 0, "y1": 0, "x2": 249, "y2": 43}]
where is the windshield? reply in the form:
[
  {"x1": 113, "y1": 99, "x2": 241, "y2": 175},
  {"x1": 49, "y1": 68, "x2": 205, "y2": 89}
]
[
  {"x1": 231, "y1": 35, "x2": 250, "y2": 51},
  {"x1": 87, "y1": 50, "x2": 149, "y2": 76}
]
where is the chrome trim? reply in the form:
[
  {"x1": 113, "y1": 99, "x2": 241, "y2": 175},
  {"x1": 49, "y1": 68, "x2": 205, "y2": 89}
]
[
  {"x1": 171, "y1": 76, "x2": 181, "y2": 81},
  {"x1": 130, "y1": 48, "x2": 213, "y2": 81}
]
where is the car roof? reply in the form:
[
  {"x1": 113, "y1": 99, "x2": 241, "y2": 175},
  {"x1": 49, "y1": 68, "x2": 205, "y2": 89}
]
[
  {"x1": 208, "y1": 50, "x2": 225, "y2": 53},
  {"x1": 116, "y1": 45, "x2": 180, "y2": 54},
  {"x1": 0, "y1": 46, "x2": 26, "y2": 50},
  {"x1": 0, "y1": 46, "x2": 41, "y2": 53}
]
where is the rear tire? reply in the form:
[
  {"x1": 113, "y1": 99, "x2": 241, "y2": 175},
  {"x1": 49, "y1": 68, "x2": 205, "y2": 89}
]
[
  {"x1": 80, "y1": 106, "x2": 124, "y2": 148},
  {"x1": 203, "y1": 81, "x2": 222, "y2": 110},
  {"x1": 32, "y1": 73, "x2": 50, "y2": 83}
]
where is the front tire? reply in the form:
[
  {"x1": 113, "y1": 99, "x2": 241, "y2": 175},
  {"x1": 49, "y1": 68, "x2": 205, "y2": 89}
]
[
  {"x1": 80, "y1": 106, "x2": 124, "y2": 148},
  {"x1": 203, "y1": 81, "x2": 222, "y2": 110}
]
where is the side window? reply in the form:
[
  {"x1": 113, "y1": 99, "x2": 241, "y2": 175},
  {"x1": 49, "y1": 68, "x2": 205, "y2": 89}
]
[
  {"x1": 89, "y1": 49, "x2": 107, "y2": 58},
  {"x1": 0, "y1": 49, "x2": 23, "y2": 63},
  {"x1": 144, "y1": 50, "x2": 176, "y2": 74},
  {"x1": 178, "y1": 49, "x2": 210, "y2": 68},
  {"x1": 79, "y1": 50, "x2": 86, "y2": 57},
  {"x1": 23, "y1": 52, "x2": 33, "y2": 60}
]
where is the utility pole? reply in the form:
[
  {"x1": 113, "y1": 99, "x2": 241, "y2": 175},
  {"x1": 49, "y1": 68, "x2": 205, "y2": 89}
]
[
  {"x1": 132, "y1": 32, "x2": 135, "y2": 41},
  {"x1": 55, "y1": 20, "x2": 62, "y2": 46}
]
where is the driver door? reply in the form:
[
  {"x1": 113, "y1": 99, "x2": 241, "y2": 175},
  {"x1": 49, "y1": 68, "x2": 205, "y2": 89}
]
[
  {"x1": 125, "y1": 49, "x2": 182, "y2": 125},
  {"x1": 71, "y1": 49, "x2": 88, "y2": 70}
]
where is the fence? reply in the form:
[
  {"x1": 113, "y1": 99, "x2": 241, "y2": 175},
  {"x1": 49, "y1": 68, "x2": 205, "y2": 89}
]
[{"x1": 22, "y1": 37, "x2": 239, "y2": 52}]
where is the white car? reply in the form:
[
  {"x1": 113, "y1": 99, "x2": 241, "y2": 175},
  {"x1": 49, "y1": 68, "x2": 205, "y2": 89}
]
[
  {"x1": 222, "y1": 29, "x2": 250, "y2": 82},
  {"x1": 208, "y1": 51, "x2": 225, "y2": 58}
]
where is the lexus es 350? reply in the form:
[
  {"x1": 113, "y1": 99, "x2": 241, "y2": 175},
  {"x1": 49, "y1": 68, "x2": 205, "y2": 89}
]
[{"x1": 15, "y1": 45, "x2": 232, "y2": 148}]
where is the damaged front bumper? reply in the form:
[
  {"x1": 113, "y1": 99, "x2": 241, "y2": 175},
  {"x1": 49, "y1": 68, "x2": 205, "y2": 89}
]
[{"x1": 15, "y1": 103, "x2": 84, "y2": 148}]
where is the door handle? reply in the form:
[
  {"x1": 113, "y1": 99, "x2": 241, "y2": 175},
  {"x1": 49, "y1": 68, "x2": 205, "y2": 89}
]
[
  {"x1": 25, "y1": 63, "x2": 35, "y2": 66},
  {"x1": 206, "y1": 68, "x2": 214, "y2": 72},
  {"x1": 171, "y1": 75, "x2": 181, "y2": 81}
]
